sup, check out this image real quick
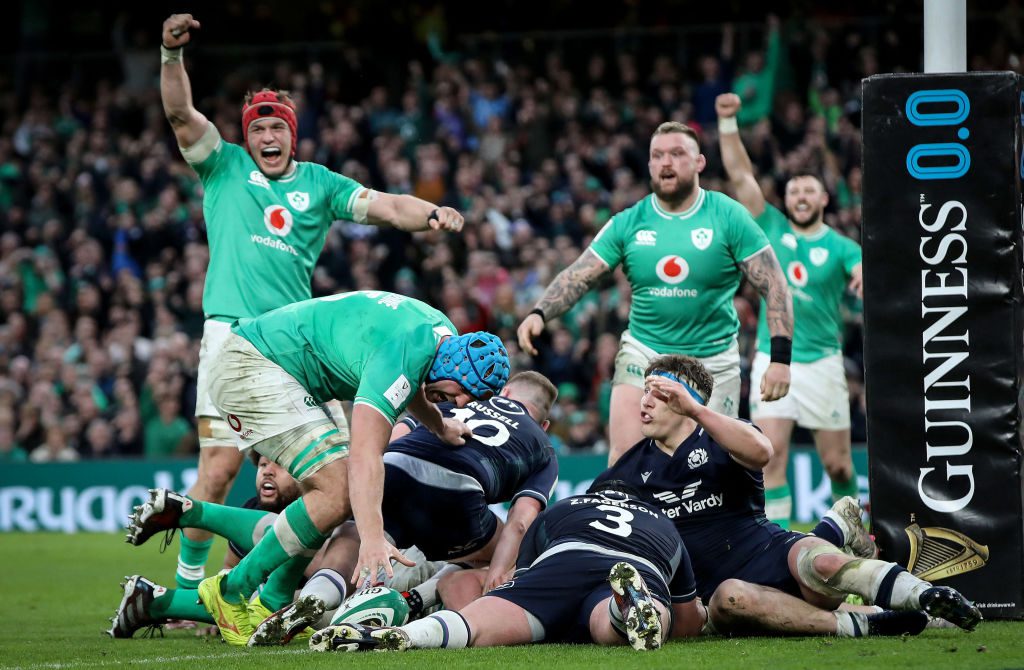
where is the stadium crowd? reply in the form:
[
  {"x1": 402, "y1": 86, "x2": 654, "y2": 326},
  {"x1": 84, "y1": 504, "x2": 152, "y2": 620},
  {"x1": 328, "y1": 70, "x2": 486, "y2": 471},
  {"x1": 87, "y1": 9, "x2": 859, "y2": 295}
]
[{"x1": 1, "y1": 6, "x2": 1019, "y2": 463}]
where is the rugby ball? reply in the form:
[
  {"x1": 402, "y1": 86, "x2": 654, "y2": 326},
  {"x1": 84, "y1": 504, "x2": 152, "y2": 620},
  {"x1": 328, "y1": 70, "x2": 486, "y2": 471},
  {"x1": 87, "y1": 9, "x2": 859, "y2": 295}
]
[{"x1": 330, "y1": 586, "x2": 411, "y2": 627}]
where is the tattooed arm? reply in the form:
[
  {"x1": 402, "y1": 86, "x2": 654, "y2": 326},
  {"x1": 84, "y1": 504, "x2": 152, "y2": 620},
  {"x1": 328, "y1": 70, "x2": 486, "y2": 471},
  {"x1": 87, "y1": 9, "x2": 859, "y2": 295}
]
[
  {"x1": 517, "y1": 249, "x2": 611, "y2": 355},
  {"x1": 740, "y1": 246, "x2": 793, "y2": 401}
]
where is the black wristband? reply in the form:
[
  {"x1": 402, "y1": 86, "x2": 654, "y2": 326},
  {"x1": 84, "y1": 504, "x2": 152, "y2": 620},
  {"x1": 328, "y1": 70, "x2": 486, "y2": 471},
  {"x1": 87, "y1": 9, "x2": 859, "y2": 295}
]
[
  {"x1": 427, "y1": 208, "x2": 440, "y2": 225},
  {"x1": 529, "y1": 307, "x2": 546, "y2": 322},
  {"x1": 770, "y1": 336, "x2": 792, "y2": 366}
]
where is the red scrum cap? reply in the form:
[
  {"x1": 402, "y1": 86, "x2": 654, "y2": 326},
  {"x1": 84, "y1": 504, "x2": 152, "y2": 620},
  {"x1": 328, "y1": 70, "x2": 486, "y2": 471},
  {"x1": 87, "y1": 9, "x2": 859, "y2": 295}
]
[{"x1": 242, "y1": 90, "x2": 298, "y2": 157}]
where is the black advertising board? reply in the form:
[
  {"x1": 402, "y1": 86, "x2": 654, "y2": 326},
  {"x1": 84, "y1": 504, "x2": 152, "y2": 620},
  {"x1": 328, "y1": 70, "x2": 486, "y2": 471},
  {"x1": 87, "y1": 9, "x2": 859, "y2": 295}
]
[{"x1": 862, "y1": 72, "x2": 1024, "y2": 619}]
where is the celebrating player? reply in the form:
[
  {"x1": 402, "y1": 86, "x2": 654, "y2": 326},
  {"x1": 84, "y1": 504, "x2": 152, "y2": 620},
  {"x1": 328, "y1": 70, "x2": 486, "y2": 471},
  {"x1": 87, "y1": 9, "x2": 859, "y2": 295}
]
[
  {"x1": 158, "y1": 12, "x2": 465, "y2": 591},
  {"x1": 308, "y1": 481, "x2": 704, "y2": 652},
  {"x1": 595, "y1": 354, "x2": 982, "y2": 636},
  {"x1": 716, "y1": 92, "x2": 864, "y2": 527},
  {"x1": 518, "y1": 121, "x2": 793, "y2": 465}
]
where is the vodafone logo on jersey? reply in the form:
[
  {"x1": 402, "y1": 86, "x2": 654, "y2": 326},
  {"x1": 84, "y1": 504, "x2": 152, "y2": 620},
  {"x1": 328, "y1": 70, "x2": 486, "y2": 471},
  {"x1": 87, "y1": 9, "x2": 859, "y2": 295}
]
[
  {"x1": 264, "y1": 205, "x2": 294, "y2": 237},
  {"x1": 655, "y1": 255, "x2": 689, "y2": 284},
  {"x1": 787, "y1": 261, "x2": 809, "y2": 287}
]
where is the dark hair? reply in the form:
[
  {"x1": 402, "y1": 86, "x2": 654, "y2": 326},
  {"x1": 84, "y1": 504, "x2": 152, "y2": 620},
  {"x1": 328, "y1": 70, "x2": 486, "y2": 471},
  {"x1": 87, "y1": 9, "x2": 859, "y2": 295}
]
[{"x1": 644, "y1": 354, "x2": 714, "y2": 402}]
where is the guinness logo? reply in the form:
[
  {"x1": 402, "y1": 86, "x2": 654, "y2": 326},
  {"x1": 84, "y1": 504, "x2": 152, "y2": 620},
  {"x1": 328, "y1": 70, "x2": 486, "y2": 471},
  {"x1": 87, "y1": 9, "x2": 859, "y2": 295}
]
[{"x1": 904, "y1": 524, "x2": 989, "y2": 581}]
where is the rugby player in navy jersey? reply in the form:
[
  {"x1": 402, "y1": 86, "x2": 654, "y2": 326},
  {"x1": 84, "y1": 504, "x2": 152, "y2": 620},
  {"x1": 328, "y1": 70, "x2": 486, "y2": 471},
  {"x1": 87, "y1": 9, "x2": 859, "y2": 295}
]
[
  {"x1": 309, "y1": 480, "x2": 705, "y2": 652},
  {"x1": 248, "y1": 371, "x2": 560, "y2": 644},
  {"x1": 594, "y1": 354, "x2": 982, "y2": 636}
]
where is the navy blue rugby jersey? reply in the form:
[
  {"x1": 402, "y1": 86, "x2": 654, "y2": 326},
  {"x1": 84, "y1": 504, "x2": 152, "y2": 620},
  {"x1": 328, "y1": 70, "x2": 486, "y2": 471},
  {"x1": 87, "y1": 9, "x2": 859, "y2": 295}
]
[
  {"x1": 594, "y1": 427, "x2": 788, "y2": 586},
  {"x1": 516, "y1": 492, "x2": 696, "y2": 603},
  {"x1": 389, "y1": 397, "x2": 557, "y2": 506}
]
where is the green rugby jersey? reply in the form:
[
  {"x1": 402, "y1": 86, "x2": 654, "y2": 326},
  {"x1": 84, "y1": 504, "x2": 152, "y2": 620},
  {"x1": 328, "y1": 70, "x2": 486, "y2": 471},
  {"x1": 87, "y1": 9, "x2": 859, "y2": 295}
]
[
  {"x1": 589, "y1": 189, "x2": 770, "y2": 357},
  {"x1": 754, "y1": 205, "x2": 861, "y2": 363},
  {"x1": 233, "y1": 291, "x2": 457, "y2": 423},
  {"x1": 187, "y1": 127, "x2": 365, "y2": 320}
]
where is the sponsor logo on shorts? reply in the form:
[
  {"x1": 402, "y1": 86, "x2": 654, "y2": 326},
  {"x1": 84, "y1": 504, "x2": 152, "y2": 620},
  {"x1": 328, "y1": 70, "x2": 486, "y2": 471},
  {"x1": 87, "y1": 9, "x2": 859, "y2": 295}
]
[
  {"x1": 655, "y1": 255, "x2": 689, "y2": 284},
  {"x1": 635, "y1": 230, "x2": 657, "y2": 246},
  {"x1": 264, "y1": 205, "x2": 294, "y2": 236},
  {"x1": 226, "y1": 413, "x2": 254, "y2": 440},
  {"x1": 687, "y1": 447, "x2": 708, "y2": 469},
  {"x1": 383, "y1": 374, "x2": 412, "y2": 410},
  {"x1": 303, "y1": 396, "x2": 318, "y2": 408},
  {"x1": 691, "y1": 227, "x2": 714, "y2": 250},
  {"x1": 627, "y1": 363, "x2": 645, "y2": 378},
  {"x1": 250, "y1": 233, "x2": 298, "y2": 256},
  {"x1": 286, "y1": 191, "x2": 310, "y2": 212},
  {"x1": 787, "y1": 260, "x2": 809, "y2": 287}
]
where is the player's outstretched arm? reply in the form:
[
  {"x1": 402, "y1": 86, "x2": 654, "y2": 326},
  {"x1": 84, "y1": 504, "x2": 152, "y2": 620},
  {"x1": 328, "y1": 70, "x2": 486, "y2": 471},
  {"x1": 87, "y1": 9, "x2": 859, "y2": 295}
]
[
  {"x1": 160, "y1": 14, "x2": 210, "y2": 150},
  {"x1": 716, "y1": 93, "x2": 766, "y2": 218},
  {"x1": 739, "y1": 247, "x2": 792, "y2": 401},
  {"x1": 517, "y1": 249, "x2": 610, "y2": 355},
  {"x1": 483, "y1": 497, "x2": 543, "y2": 593},
  {"x1": 365, "y1": 192, "x2": 464, "y2": 233},
  {"x1": 347, "y1": 404, "x2": 414, "y2": 585}
]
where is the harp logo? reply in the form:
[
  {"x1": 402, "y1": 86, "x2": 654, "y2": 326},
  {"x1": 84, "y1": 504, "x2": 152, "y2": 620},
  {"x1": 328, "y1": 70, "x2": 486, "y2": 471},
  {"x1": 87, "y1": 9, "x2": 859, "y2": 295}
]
[{"x1": 904, "y1": 524, "x2": 989, "y2": 582}]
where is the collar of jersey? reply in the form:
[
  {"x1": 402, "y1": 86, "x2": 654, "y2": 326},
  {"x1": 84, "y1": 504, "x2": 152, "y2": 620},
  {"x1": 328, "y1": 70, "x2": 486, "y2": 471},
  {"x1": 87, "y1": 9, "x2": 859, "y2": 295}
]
[
  {"x1": 790, "y1": 222, "x2": 829, "y2": 242},
  {"x1": 262, "y1": 161, "x2": 300, "y2": 183},
  {"x1": 650, "y1": 188, "x2": 705, "y2": 221}
]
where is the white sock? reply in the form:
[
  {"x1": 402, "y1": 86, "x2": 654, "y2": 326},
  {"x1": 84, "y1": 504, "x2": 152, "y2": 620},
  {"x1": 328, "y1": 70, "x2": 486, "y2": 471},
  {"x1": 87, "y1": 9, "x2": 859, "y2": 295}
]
[
  {"x1": 890, "y1": 571, "x2": 931, "y2": 610},
  {"x1": 402, "y1": 610, "x2": 471, "y2": 649},
  {"x1": 299, "y1": 568, "x2": 347, "y2": 610},
  {"x1": 409, "y1": 563, "x2": 465, "y2": 611},
  {"x1": 834, "y1": 611, "x2": 870, "y2": 637}
]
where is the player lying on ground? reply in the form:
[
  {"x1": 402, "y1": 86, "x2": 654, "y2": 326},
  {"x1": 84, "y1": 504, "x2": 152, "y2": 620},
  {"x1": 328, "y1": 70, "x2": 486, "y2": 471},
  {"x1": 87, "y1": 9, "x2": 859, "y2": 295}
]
[
  {"x1": 107, "y1": 453, "x2": 328, "y2": 637},
  {"x1": 308, "y1": 481, "x2": 706, "y2": 652},
  {"x1": 247, "y1": 371, "x2": 560, "y2": 645},
  {"x1": 594, "y1": 354, "x2": 982, "y2": 636}
]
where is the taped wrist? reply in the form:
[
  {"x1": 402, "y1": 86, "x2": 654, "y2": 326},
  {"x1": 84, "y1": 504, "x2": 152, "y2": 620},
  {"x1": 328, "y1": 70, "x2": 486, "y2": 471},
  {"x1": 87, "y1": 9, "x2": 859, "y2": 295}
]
[
  {"x1": 161, "y1": 44, "x2": 182, "y2": 64},
  {"x1": 718, "y1": 116, "x2": 739, "y2": 134}
]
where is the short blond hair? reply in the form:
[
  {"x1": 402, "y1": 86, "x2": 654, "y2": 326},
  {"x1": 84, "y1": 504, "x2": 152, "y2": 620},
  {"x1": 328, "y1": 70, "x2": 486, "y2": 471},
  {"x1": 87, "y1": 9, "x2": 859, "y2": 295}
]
[
  {"x1": 505, "y1": 371, "x2": 558, "y2": 423},
  {"x1": 651, "y1": 122, "x2": 700, "y2": 152}
]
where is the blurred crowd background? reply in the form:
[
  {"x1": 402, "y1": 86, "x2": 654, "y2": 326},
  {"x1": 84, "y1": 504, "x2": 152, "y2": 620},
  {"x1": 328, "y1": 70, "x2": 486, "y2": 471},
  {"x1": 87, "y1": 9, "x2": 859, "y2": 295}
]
[{"x1": 2, "y1": 1, "x2": 1021, "y2": 462}]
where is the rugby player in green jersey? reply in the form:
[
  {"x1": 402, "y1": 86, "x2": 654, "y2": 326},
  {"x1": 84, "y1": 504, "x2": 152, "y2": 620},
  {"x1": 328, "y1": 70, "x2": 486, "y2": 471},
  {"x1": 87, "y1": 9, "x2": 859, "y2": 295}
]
[
  {"x1": 518, "y1": 121, "x2": 793, "y2": 465},
  {"x1": 716, "y1": 93, "x2": 863, "y2": 528},
  {"x1": 158, "y1": 13, "x2": 465, "y2": 589},
  {"x1": 152, "y1": 290, "x2": 508, "y2": 644}
]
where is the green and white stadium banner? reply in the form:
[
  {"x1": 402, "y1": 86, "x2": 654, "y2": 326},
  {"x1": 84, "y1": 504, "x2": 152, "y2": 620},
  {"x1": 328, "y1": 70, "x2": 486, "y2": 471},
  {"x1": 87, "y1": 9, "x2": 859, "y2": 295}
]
[{"x1": 0, "y1": 448, "x2": 868, "y2": 533}]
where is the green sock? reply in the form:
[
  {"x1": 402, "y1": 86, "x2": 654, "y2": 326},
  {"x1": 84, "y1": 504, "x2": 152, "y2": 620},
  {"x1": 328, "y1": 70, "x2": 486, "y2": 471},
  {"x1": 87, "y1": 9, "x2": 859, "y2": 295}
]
[
  {"x1": 260, "y1": 555, "x2": 315, "y2": 611},
  {"x1": 221, "y1": 498, "x2": 327, "y2": 603},
  {"x1": 176, "y1": 535, "x2": 213, "y2": 589},
  {"x1": 831, "y1": 468, "x2": 860, "y2": 501},
  {"x1": 181, "y1": 500, "x2": 278, "y2": 554},
  {"x1": 765, "y1": 484, "x2": 792, "y2": 529},
  {"x1": 150, "y1": 587, "x2": 215, "y2": 624}
]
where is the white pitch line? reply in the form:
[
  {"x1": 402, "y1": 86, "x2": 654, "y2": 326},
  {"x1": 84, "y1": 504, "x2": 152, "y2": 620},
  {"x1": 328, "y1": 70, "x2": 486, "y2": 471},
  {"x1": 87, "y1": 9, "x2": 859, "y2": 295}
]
[{"x1": 3, "y1": 648, "x2": 311, "y2": 670}]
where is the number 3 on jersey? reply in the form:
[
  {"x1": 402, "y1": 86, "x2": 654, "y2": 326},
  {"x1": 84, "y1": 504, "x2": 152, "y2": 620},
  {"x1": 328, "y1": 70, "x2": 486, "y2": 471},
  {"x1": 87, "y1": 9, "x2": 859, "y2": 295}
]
[
  {"x1": 589, "y1": 504, "x2": 634, "y2": 538},
  {"x1": 449, "y1": 407, "x2": 510, "y2": 447}
]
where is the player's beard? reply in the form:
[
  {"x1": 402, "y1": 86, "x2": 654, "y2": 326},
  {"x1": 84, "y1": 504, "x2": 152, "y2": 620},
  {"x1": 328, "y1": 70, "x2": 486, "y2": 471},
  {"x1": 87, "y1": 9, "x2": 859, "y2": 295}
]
[
  {"x1": 651, "y1": 172, "x2": 697, "y2": 209},
  {"x1": 788, "y1": 203, "x2": 824, "y2": 229}
]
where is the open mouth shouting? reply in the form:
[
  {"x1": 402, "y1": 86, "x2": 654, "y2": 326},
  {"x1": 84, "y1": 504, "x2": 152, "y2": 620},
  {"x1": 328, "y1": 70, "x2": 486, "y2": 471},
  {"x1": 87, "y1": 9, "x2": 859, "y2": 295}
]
[{"x1": 260, "y1": 146, "x2": 284, "y2": 169}]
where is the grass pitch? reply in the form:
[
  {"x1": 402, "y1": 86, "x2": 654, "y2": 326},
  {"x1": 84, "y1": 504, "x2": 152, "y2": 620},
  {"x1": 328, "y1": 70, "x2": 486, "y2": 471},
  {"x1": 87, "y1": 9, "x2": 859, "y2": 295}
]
[{"x1": 2, "y1": 533, "x2": 1021, "y2": 670}]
